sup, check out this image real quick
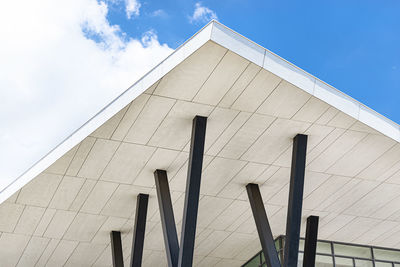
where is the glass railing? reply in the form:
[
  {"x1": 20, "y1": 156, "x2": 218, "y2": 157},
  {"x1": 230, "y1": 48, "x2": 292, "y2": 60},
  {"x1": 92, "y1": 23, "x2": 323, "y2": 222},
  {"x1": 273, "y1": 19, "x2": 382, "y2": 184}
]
[{"x1": 242, "y1": 235, "x2": 400, "y2": 267}]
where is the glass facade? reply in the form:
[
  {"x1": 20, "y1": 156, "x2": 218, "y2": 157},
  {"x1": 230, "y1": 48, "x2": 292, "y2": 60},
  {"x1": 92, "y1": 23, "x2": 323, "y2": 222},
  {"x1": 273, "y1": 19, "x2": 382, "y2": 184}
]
[{"x1": 242, "y1": 236, "x2": 400, "y2": 267}]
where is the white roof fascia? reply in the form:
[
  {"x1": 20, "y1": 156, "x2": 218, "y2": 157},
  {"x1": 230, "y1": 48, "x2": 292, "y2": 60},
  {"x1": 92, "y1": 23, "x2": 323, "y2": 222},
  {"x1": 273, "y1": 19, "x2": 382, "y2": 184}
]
[
  {"x1": 0, "y1": 22, "x2": 214, "y2": 203},
  {"x1": 210, "y1": 21, "x2": 400, "y2": 143},
  {"x1": 1, "y1": 20, "x2": 399, "y2": 204}
]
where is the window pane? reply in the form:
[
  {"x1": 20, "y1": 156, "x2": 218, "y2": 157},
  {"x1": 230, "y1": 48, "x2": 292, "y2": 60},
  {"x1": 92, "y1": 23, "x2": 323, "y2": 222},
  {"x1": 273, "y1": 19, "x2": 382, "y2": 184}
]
[
  {"x1": 317, "y1": 241, "x2": 332, "y2": 254},
  {"x1": 243, "y1": 254, "x2": 260, "y2": 267},
  {"x1": 374, "y1": 248, "x2": 400, "y2": 262},
  {"x1": 354, "y1": 259, "x2": 373, "y2": 267},
  {"x1": 335, "y1": 257, "x2": 353, "y2": 267},
  {"x1": 299, "y1": 239, "x2": 305, "y2": 251},
  {"x1": 375, "y1": 262, "x2": 393, "y2": 267},
  {"x1": 297, "y1": 252, "x2": 333, "y2": 266},
  {"x1": 316, "y1": 255, "x2": 333, "y2": 267},
  {"x1": 278, "y1": 250, "x2": 283, "y2": 263},
  {"x1": 275, "y1": 237, "x2": 283, "y2": 251},
  {"x1": 297, "y1": 252, "x2": 303, "y2": 267},
  {"x1": 334, "y1": 244, "x2": 372, "y2": 259},
  {"x1": 280, "y1": 236, "x2": 285, "y2": 251}
]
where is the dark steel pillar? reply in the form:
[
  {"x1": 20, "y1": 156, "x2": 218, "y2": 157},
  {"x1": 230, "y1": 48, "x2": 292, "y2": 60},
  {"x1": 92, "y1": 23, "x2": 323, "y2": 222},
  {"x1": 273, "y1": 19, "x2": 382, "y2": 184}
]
[
  {"x1": 303, "y1": 216, "x2": 319, "y2": 267},
  {"x1": 178, "y1": 116, "x2": 207, "y2": 267},
  {"x1": 130, "y1": 194, "x2": 149, "y2": 267},
  {"x1": 111, "y1": 231, "x2": 124, "y2": 267},
  {"x1": 246, "y1": 183, "x2": 281, "y2": 267},
  {"x1": 284, "y1": 134, "x2": 308, "y2": 267},
  {"x1": 154, "y1": 169, "x2": 179, "y2": 267}
]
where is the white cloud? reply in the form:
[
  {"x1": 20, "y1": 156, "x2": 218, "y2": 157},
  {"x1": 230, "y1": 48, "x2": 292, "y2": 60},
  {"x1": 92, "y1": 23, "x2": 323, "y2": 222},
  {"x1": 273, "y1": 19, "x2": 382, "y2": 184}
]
[
  {"x1": 0, "y1": 0, "x2": 172, "y2": 191},
  {"x1": 189, "y1": 2, "x2": 218, "y2": 23},
  {"x1": 125, "y1": 0, "x2": 141, "y2": 19},
  {"x1": 151, "y1": 9, "x2": 168, "y2": 18}
]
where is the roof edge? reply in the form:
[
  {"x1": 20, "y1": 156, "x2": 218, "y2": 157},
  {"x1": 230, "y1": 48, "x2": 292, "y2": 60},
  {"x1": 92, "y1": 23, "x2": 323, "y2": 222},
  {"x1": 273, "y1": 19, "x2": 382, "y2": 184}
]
[
  {"x1": 0, "y1": 21, "x2": 215, "y2": 203},
  {"x1": 2, "y1": 20, "x2": 399, "y2": 203},
  {"x1": 210, "y1": 21, "x2": 400, "y2": 142}
]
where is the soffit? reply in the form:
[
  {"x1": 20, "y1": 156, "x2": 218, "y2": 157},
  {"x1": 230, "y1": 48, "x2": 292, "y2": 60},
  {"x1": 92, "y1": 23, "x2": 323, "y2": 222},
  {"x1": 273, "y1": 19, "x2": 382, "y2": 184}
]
[{"x1": 1, "y1": 23, "x2": 400, "y2": 266}]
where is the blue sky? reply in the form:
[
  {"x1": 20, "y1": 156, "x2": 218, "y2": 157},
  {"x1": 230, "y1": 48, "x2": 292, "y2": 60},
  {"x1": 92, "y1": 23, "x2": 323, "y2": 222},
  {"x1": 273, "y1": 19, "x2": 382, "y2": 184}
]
[
  {"x1": 0, "y1": 0, "x2": 399, "y2": 194},
  {"x1": 108, "y1": 0, "x2": 400, "y2": 122}
]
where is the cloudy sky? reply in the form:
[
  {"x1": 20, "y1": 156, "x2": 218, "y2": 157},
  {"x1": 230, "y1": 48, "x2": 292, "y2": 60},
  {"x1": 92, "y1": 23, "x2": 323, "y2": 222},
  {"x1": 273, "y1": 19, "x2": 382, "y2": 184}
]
[{"x1": 0, "y1": 0, "x2": 399, "y2": 192}]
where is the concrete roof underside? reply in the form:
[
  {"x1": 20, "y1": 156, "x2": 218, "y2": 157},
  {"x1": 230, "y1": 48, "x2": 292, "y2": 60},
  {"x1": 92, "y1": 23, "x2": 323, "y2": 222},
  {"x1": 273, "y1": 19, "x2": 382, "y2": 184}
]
[{"x1": 2, "y1": 21, "x2": 400, "y2": 266}]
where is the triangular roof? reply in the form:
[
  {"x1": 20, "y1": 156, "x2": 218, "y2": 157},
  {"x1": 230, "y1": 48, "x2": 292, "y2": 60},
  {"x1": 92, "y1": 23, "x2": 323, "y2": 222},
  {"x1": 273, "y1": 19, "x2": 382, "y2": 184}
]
[
  {"x1": 3, "y1": 20, "x2": 399, "y2": 203},
  {"x1": 1, "y1": 21, "x2": 400, "y2": 265}
]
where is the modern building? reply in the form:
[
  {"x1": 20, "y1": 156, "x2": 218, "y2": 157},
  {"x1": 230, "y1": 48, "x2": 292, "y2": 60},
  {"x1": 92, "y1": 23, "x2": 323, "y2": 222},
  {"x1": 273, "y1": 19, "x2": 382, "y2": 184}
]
[
  {"x1": 244, "y1": 235, "x2": 400, "y2": 266},
  {"x1": 1, "y1": 21, "x2": 400, "y2": 267}
]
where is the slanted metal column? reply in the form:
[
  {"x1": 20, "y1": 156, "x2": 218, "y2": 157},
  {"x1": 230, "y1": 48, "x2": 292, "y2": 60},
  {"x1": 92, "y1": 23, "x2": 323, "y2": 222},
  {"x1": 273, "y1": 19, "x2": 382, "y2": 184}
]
[
  {"x1": 130, "y1": 194, "x2": 149, "y2": 267},
  {"x1": 111, "y1": 231, "x2": 124, "y2": 267},
  {"x1": 284, "y1": 134, "x2": 308, "y2": 267},
  {"x1": 178, "y1": 116, "x2": 207, "y2": 267},
  {"x1": 154, "y1": 169, "x2": 179, "y2": 267},
  {"x1": 303, "y1": 216, "x2": 319, "y2": 267},
  {"x1": 246, "y1": 183, "x2": 281, "y2": 267}
]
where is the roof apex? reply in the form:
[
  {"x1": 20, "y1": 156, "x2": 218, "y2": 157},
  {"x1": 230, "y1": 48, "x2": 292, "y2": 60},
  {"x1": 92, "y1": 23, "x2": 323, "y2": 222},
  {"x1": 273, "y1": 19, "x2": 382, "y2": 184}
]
[{"x1": 2, "y1": 20, "x2": 399, "y2": 203}]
